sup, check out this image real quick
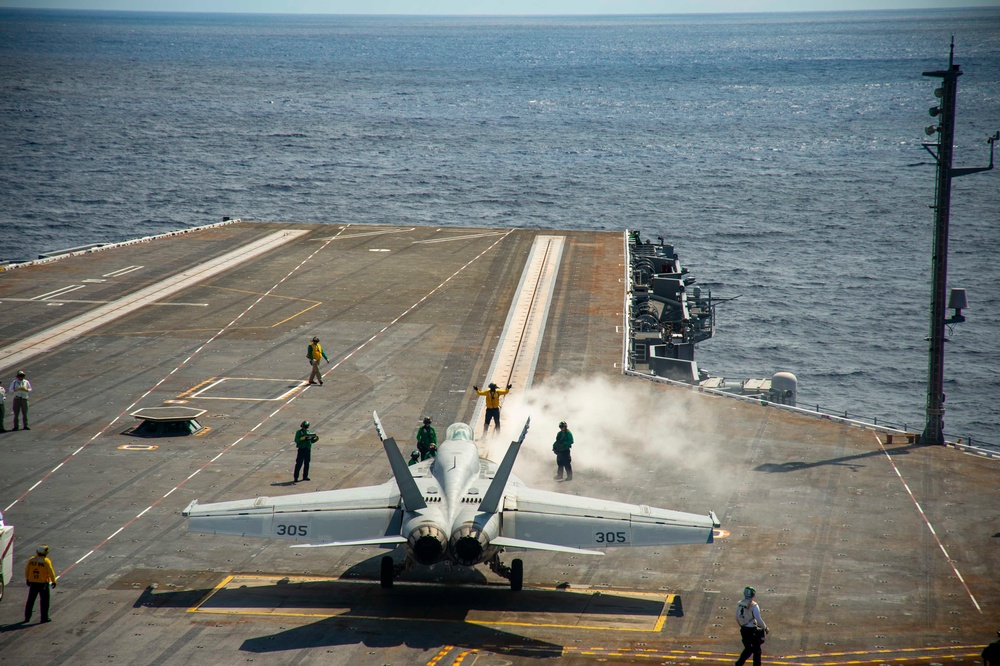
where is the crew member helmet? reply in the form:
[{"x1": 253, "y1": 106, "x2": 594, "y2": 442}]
[
  {"x1": 423, "y1": 417, "x2": 432, "y2": 425},
  {"x1": 300, "y1": 421, "x2": 310, "y2": 428},
  {"x1": 743, "y1": 586, "x2": 756, "y2": 598},
  {"x1": 559, "y1": 421, "x2": 567, "y2": 427},
  {"x1": 488, "y1": 382, "x2": 498, "y2": 389},
  {"x1": 37, "y1": 545, "x2": 50, "y2": 556},
  {"x1": 312, "y1": 336, "x2": 319, "y2": 342},
  {"x1": 17, "y1": 370, "x2": 25, "y2": 377},
  {"x1": 410, "y1": 450, "x2": 420, "y2": 458}
]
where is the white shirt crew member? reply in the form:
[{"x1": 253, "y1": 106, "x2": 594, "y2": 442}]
[
  {"x1": 10, "y1": 377, "x2": 31, "y2": 399},
  {"x1": 736, "y1": 597, "x2": 767, "y2": 630}
]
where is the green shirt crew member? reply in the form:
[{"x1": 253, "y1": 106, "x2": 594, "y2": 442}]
[
  {"x1": 408, "y1": 450, "x2": 421, "y2": 466},
  {"x1": 24, "y1": 544, "x2": 57, "y2": 624},
  {"x1": 307, "y1": 337, "x2": 329, "y2": 385},
  {"x1": 415, "y1": 417, "x2": 437, "y2": 460},
  {"x1": 294, "y1": 421, "x2": 318, "y2": 482},
  {"x1": 0, "y1": 384, "x2": 6, "y2": 432},
  {"x1": 552, "y1": 421, "x2": 573, "y2": 481}
]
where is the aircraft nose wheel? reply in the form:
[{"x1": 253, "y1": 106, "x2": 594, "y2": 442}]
[{"x1": 380, "y1": 555, "x2": 394, "y2": 588}]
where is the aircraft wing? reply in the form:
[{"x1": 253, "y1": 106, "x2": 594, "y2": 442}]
[
  {"x1": 183, "y1": 480, "x2": 403, "y2": 545},
  {"x1": 498, "y1": 486, "x2": 718, "y2": 550}
]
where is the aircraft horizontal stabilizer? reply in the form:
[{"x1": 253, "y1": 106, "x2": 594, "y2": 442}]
[
  {"x1": 290, "y1": 535, "x2": 408, "y2": 549},
  {"x1": 491, "y1": 536, "x2": 604, "y2": 556}
]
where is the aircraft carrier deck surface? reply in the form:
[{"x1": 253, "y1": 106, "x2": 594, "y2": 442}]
[{"x1": 0, "y1": 221, "x2": 997, "y2": 665}]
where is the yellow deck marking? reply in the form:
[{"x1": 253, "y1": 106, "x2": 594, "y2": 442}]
[
  {"x1": 187, "y1": 574, "x2": 236, "y2": 613},
  {"x1": 180, "y1": 574, "x2": 981, "y2": 664},
  {"x1": 185, "y1": 574, "x2": 673, "y2": 632},
  {"x1": 176, "y1": 377, "x2": 218, "y2": 399}
]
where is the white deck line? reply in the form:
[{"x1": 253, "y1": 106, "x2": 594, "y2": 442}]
[
  {"x1": 471, "y1": 235, "x2": 565, "y2": 455},
  {"x1": 0, "y1": 229, "x2": 309, "y2": 374}
]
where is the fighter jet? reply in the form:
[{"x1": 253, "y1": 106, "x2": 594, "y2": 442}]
[{"x1": 183, "y1": 412, "x2": 720, "y2": 590}]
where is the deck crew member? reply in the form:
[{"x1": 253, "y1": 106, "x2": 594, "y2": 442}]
[
  {"x1": 0, "y1": 383, "x2": 6, "y2": 432},
  {"x1": 735, "y1": 586, "x2": 768, "y2": 666},
  {"x1": 24, "y1": 545, "x2": 57, "y2": 624},
  {"x1": 294, "y1": 421, "x2": 318, "y2": 482},
  {"x1": 306, "y1": 337, "x2": 328, "y2": 385},
  {"x1": 416, "y1": 417, "x2": 437, "y2": 460},
  {"x1": 474, "y1": 382, "x2": 511, "y2": 434},
  {"x1": 408, "y1": 450, "x2": 421, "y2": 466},
  {"x1": 552, "y1": 421, "x2": 574, "y2": 481},
  {"x1": 10, "y1": 370, "x2": 31, "y2": 430}
]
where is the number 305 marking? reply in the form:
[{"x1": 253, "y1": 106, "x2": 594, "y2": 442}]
[
  {"x1": 595, "y1": 531, "x2": 627, "y2": 544},
  {"x1": 276, "y1": 524, "x2": 308, "y2": 536}
]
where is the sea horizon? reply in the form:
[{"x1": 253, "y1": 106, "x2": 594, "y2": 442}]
[{"x1": 1, "y1": 7, "x2": 998, "y2": 444}]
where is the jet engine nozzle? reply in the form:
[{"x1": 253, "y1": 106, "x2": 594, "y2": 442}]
[
  {"x1": 408, "y1": 524, "x2": 448, "y2": 565},
  {"x1": 449, "y1": 524, "x2": 490, "y2": 566}
]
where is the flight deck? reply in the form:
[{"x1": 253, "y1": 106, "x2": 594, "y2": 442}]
[{"x1": 0, "y1": 221, "x2": 997, "y2": 665}]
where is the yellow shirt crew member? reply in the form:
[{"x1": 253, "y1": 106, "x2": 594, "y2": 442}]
[
  {"x1": 475, "y1": 383, "x2": 509, "y2": 408},
  {"x1": 307, "y1": 336, "x2": 329, "y2": 385},
  {"x1": 24, "y1": 544, "x2": 57, "y2": 624},
  {"x1": 25, "y1": 552, "x2": 57, "y2": 585},
  {"x1": 474, "y1": 382, "x2": 511, "y2": 434}
]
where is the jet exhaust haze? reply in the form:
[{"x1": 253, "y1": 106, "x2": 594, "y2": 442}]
[{"x1": 490, "y1": 373, "x2": 724, "y2": 492}]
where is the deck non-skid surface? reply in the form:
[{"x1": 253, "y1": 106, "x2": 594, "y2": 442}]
[{"x1": 0, "y1": 222, "x2": 997, "y2": 665}]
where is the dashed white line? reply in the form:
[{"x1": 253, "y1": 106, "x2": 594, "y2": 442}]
[
  {"x1": 13, "y1": 226, "x2": 514, "y2": 581},
  {"x1": 875, "y1": 432, "x2": 982, "y2": 613}
]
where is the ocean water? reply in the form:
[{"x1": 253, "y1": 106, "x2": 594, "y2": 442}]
[{"x1": 1, "y1": 8, "x2": 998, "y2": 444}]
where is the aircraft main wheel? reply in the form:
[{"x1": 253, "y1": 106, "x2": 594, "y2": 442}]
[
  {"x1": 510, "y1": 558, "x2": 523, "y2": 591},
  {"x1": 380, "y1": 556, "x2": 394, "y2": 589}
]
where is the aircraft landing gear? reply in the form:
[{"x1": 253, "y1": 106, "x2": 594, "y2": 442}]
[
  {"x1": 510, "y1": 558, "x2": 523, "y2": 591},
  {"x1": 380, "y1": 555, "x2": 394, "y2": 588},
  {"x1": 488, "y1": 553, "x2": 524, "y2": 591},
  {"x1": 380, "y1": 555, "x2": 410, "y2": 589}
]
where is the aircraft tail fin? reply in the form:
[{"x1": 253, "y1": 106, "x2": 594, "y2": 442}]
[
  {"x1": 375, "y1": 411, "x2": 427, "y2": 511},
  {"x1": 479, "y1": 417, "x2": 530, "y2": 514}
]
